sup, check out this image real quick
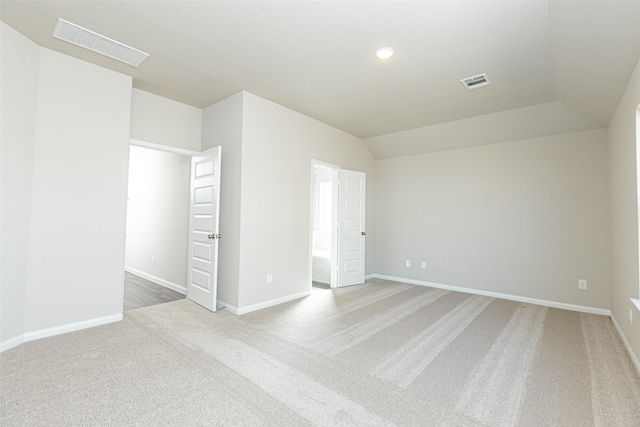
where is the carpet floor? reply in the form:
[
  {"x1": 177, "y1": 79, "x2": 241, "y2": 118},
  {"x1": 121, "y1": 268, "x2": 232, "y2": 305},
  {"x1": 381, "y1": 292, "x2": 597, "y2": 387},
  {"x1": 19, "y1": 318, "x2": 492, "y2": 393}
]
[{"x1": 1, "y1": 279, "x2": 639, "y2": 426}]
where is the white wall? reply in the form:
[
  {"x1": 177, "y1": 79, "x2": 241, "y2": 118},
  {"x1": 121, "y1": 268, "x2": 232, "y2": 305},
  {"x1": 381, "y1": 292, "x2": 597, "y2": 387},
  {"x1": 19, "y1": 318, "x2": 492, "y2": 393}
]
[
  {"x1": 125, "y1": 146, "x2": 190, "y2": 289},
  {"x1": 201, "y1": 93, "x2": 244, "y2": 307},
  {"x1": 239, "y1": 92, "x2": 375, "y2": 308},
  {"x1": 608, "y1": 56, "x2": 640, "y2": 368},
  {"x1": 130, "y1": 88, "x2": 202, "y2": 152},
  {"x1": 201, "y1": 91, "x2": 375, "y2": 311},
  {"x1": 375, "y1": 129, "x2": 610, "y2": 310},
  {"x1": 23, "y1": 48, "x2": 132, "y2": 333},
  {"x1": 0, "y1": 23, "x2": 40, "y2": 344}
]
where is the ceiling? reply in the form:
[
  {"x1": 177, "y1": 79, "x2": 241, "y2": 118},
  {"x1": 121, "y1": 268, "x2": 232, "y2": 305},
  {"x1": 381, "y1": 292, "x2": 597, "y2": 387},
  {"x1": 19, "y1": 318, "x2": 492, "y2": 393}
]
[{"x1": 2, "y1": 1, "x2": 640, "y2": 140}]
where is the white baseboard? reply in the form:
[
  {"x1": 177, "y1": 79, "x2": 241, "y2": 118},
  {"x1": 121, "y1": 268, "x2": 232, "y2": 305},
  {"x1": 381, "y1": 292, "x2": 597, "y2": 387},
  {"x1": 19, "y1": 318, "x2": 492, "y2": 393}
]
[
  {"x1": 222, "y1": 291, "x2": 312, "y2": 316},
  {"x1": 216, "y1": 300, "x2": 238, "y2": 315},
  {"x1": 23, "y1": 313, "x2": 123, "y2": 342},
  {"x1": 372, "y1": 274, "x2": 612, "y2": 316},
  {"x1": 0, "y1": 334, "x2": 25, "y2": 353},
  {"x1": 610, "y1": 314, "x2": 640, "y2": 378},
  {"x1": 125, "y1": 266, "x2": 187, "y2": 295},
  {"x1": 365, "y1": 274, "x2": 375, "y2": 280},
  {"x1": 0, "y1": 313, "x2": 123, "y2": 353}
]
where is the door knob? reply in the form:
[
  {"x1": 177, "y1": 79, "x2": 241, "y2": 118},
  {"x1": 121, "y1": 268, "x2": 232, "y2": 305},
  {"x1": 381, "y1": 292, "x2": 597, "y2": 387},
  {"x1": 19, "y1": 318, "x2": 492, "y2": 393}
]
[
  {"x1": 207, "y1": 234, "x2": 222, "y2": 239},
  {"x1": 361, "y1": 231, "x2": 366, "y2": 236}
]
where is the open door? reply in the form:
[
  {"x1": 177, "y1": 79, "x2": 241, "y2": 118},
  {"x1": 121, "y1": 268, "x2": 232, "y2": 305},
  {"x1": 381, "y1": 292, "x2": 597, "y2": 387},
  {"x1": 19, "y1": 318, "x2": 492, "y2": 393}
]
[
  {"x1": 337, "y1": 169, "x2": 366, "y2": 287},
  {"x1": 187, "y1": 146, "x2": 221, "y2": 312}
]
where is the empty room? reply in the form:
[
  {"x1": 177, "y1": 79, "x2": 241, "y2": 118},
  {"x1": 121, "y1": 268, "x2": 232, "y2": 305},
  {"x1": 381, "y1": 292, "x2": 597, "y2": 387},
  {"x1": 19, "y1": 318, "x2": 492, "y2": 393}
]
[{"x1": 1, "y1": 1, "x2": 640, "y2": 425}]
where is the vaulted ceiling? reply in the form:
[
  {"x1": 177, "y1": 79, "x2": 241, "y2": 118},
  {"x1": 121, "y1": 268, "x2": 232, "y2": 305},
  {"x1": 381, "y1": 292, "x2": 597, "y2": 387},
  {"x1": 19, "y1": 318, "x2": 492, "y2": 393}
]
[{"x1": 2, "y1": 1, "x2": 640, "y2": 143}]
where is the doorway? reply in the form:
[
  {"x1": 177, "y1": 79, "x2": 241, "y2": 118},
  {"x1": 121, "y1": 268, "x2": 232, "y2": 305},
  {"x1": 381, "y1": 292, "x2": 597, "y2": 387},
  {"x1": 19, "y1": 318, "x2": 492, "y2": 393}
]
[
  {"x1": 123, "y1": 142, "x2": 193, "y2": 311},
  {"x1": 311, "y1": 161, "x2": 339, "y2": 288},
  {"x1": 310, "y1": 160, "x2": 367, "y2": 289}
]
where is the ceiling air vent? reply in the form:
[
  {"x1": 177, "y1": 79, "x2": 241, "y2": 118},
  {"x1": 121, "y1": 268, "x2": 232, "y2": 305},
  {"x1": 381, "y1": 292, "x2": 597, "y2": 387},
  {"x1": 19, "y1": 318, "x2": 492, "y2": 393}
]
[
  {"x1": 461, "y1": 73, "x2": 491, "y2": 90},
  {"x1": 53, "y1": 18, "x2": 149, "y2": 67}
]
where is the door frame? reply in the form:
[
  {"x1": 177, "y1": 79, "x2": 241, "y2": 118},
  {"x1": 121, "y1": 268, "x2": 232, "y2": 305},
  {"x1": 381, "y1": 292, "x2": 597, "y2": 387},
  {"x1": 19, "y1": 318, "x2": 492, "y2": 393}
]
[
  {"x1": 130, "y1": 138, "x2": 200, "y2": 157},
  {"x1": 309, "y1": 160, "x2": 340, "y2": 289},
  {"x1": 123, "y1": 139, "x2": 199, "y2": 311},
  {"x1": 309, "y1": 161, "x2": 367, "y2": 289}
]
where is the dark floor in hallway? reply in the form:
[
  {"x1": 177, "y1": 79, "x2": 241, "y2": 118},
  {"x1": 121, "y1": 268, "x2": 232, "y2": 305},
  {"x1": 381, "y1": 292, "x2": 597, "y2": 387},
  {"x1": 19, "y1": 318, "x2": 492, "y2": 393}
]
[
  {"x1": 124, "y1": 271, "x2": 185, "y2": 311},
  {"x1": 312, "y1": 281, "x2": 331, "y2": 289}
]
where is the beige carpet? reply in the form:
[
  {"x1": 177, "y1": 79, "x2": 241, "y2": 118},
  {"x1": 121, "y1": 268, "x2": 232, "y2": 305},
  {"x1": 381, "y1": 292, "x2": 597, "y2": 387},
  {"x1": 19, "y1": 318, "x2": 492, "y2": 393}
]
[{"x1": 1, "y1": 279, "x2": 639, "y2": 426}]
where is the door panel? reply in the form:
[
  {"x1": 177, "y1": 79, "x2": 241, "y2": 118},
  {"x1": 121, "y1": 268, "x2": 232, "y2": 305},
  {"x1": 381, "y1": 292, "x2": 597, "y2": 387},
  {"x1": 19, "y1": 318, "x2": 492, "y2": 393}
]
[
  {"x1": 338, "y1": 169, "x2": 366, "y2": 287},
  {"x1": 187, "y1": 146, "x2": 221, "y2": 311}
]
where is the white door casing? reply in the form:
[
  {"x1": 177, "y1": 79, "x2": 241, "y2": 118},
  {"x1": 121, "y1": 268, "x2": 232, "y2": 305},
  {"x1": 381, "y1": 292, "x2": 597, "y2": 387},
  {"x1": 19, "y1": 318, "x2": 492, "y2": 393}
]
[
  {"x1": 330, "y1": 167, "x2": 339, "y2": 288},
  {"x1": 187, "y1": 146, "x2": 221, "y2": 311},
  {"x1": 338, "y1": 169, "x2": 366, "y2": 287}
]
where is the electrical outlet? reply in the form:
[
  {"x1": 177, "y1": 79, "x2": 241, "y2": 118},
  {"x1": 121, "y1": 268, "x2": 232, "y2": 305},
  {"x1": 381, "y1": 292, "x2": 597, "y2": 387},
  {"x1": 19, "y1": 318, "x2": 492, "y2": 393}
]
[
  {"x1": 266, "y1": 273, "x2": 273, "y2": 284},
  {"x1": 421, "y1": 262, "x2": 427, "y2": 269},
  {"x1": 630, "y1": 308, "x2": 633, "y2": 325},
  {"x1": 405, "y1": 260, "x2": 411, "y2": 268},
  {"x1": 578, "y1": 279, "x2": 587, "y2": 290},
  {"x1": 151, "y1": 256, "x2": 155, "y2": 265}
]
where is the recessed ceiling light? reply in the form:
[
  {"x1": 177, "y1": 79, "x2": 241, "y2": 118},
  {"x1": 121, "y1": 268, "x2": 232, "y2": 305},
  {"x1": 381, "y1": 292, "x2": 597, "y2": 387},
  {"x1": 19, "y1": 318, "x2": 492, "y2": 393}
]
[
  {"x1": 374, "y1": 47, "x2": 395, "y2": 60},
  {"x1": 53, "y1": 18, "x2": 149, "y2": 67}
]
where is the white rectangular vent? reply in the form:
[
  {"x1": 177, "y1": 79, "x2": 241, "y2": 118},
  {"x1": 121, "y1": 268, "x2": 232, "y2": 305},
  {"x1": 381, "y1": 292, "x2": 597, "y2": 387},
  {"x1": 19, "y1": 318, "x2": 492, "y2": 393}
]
[
  {"x1": 461, "y1": 73, "x2": 491, "y2": 90},
  {"x1": 53, "y1": 18, "x2": 149, "y2": 67}
]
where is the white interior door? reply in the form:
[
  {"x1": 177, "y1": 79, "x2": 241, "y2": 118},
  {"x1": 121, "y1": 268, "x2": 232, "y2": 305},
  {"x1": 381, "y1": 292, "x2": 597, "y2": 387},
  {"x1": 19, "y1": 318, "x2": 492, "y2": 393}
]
[
  {"x1": 338, "y1": 169, "x2": 366, "y2": 287},
  {"x1": 187, "y1": 146, "x2": 221, "y2": 311}
]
